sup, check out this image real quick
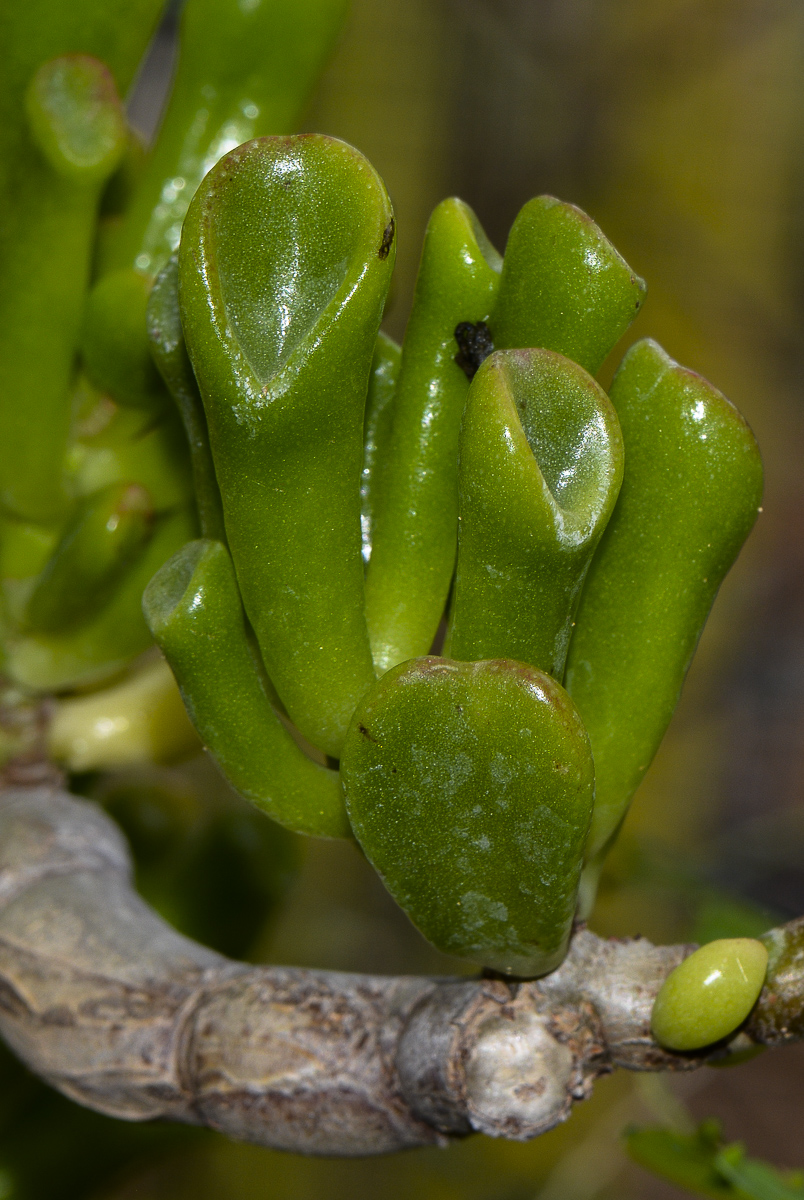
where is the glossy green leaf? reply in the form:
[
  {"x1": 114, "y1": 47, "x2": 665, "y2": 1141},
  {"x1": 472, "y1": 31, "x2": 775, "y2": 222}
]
[
  {"x1": 447, "y1": 348, "x2": 623, "y2": 679},
  {"x1": 565, "y1": 339, "x2": 763, "y2": 873},
  {"x1": 364, "y1": 197, "x2": 502, "y2": 672},
  {"x1": 342, "y1": 656, "x2": 594, "y2": 976},
  {"x1": 180, "y1": 134, "x2": 395, "y2": 757},
  {"x1": 143, "y1": 539, "x2": 350, "y2": 838},
  {"x1": 490, "y1": 195, "x2": 646, "y2": 376}
]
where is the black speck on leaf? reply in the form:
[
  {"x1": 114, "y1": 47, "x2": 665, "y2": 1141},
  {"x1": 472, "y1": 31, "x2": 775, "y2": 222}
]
[
  {"x1": 378, "y1": 219, "x2": 395, "y2": 259},
  {"x1": 454, "y1": 321, "x2": 495, "y2": 380}
]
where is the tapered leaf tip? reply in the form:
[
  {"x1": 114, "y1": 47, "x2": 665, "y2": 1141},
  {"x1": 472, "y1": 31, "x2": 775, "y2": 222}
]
[
  {"x1": 180, "y1": 133, "x2": 395, "y2": 385},
  {"x1": 143, "y1": 539, "x2": 220, "y2": 634}
]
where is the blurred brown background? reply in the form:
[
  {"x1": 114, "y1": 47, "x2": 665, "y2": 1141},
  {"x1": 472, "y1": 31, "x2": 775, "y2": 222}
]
[{"x1": 55, "y1": 0, "x2": 804, "y2": 1195}]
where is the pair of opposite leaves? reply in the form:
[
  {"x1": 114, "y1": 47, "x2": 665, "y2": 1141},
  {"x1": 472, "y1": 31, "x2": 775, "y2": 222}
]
[{"x1": 145, "y1": 134, "x2": 763, "y2": 977}]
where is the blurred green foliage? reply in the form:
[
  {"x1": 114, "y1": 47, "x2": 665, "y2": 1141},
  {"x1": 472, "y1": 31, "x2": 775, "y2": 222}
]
[
  {"x1": 91, "y1": 760, "x2": 300, "y2": 960},
  {"x1": 627, "y1": 1121, "x2": 804, "y2": 1199}
]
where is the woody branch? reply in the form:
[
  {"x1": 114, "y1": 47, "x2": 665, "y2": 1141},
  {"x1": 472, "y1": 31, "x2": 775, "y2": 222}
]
[{"x1": 0, "y1": 780, "x2": 800, "y2": 1158}]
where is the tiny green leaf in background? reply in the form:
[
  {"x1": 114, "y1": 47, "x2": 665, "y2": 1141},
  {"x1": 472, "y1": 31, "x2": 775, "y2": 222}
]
[{"x1": 626, "y1": 1121, "x2": 804, "y2": 1200}]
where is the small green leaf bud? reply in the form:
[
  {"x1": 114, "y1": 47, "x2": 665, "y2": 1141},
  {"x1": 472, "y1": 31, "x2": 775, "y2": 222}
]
[{"x1": 651, "y1": 938, "x2": 768, "y2": 1052}]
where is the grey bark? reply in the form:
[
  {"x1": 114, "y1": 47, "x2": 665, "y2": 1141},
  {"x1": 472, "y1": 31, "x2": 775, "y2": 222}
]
[{"x1": 0, "y1": 780, "x2": 800, "y2": 1157}]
